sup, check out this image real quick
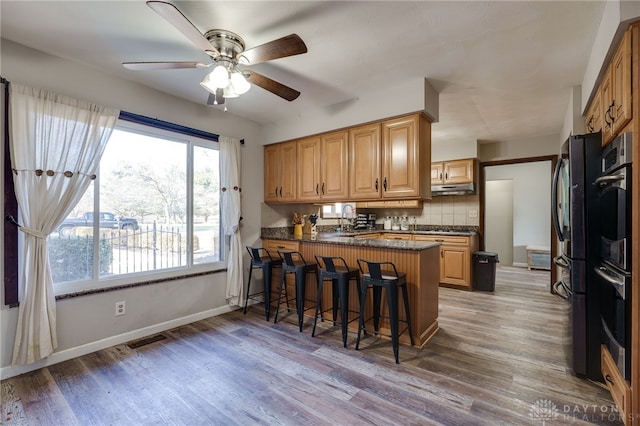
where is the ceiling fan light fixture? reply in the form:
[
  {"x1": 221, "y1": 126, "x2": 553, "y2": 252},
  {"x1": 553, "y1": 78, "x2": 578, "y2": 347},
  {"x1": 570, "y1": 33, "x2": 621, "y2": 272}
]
[
  {"x1": 211, "y1": 64, "x2": 230, "y2": 88},
  {"x1": 199, "y1": 72, "x2": 218, "y2": 95},
  {"x1": 230, "y1": 71, "x2": 250, "y2": 95},
  {"x1": 223, "y1": 83, "x2": 239, "y2": 99}
]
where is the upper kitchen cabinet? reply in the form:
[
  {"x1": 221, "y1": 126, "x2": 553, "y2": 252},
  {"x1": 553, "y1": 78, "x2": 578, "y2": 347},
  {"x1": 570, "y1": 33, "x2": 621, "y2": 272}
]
[
  {"x1": 264, "y1": 141, "x2": 297, "y2": 203},
  {"x1": 297, "y1": 131, "x2": 349, "y2": 202},
  {"x1": 584, "y1": 88, "x2": 602, "y2": 134},
  {"x1": 431, "y1": 158, "x2": 476, "y2": 185},
  {"x1": 349, "y1": 123, "x2": 382, "y2": 199},
  {"x1": 382, "y1": 114, "x2": 431, "y2": 199},
  {"x1": 349, "y1": 113, "x2": 431, "y2": 200},
  {"x1": 602, "y1": 28, "x2": 632, "y2": 146}
]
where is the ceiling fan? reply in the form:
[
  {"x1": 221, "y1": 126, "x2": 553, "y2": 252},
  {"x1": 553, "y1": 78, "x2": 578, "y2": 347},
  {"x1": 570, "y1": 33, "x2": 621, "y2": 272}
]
[{"x1": 123, "y1": 1, "x2": 308, "y2": 106}]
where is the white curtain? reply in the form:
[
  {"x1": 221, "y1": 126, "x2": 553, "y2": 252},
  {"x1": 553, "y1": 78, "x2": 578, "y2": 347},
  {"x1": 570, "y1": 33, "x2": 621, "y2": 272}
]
[
  {"x1": 9, "y1": 83, "x2": 119, "y2": 364},
  {"x1": 219, "y1": 136, "x2": 244, "y2": 306}
]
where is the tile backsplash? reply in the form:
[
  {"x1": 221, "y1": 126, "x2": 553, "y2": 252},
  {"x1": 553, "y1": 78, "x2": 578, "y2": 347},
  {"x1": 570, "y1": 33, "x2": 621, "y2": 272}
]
[{"x1": 260, "y1": 195, "x2": 480, "y2": 228}]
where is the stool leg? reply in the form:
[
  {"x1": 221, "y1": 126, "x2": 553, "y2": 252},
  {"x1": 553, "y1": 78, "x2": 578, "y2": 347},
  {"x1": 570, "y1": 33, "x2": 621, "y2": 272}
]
[
  {"x1": 372, "y1": 286, "x2": 383, "y2": 334},
  {"x1": 243, "y1": 264, "x2": 254, "y2": 314},
  {"x1": 401, "y1": 284, "x2": 414, "y2": 346},
  {"x1": 386, "y1": 284, "x2": 400, "y2": 364},
  {"x1": 274, "y1": 268, "x2": 286, "y2": 324},
  {"x1": 332, "y1": 279, "x2": 339, "y2": 325},
  {"x1": 263, "y1": 264, "x2": 272, "y2": 321},
  {"x1": 356, "y1": 282, "x2": 369, "y2": 350},
  {"x1": 296, "y1": 270, "x2": 306, "y2": 332},
  {"x1": 312, "y1": 275, "x2": 323, "y2": 337},
  {"x1": 338, "y1": 276, "x2": 349, "y2": 348}
]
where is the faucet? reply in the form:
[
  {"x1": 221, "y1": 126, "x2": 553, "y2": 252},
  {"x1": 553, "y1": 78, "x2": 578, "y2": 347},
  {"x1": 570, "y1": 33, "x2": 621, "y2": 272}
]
[{"x1": 340, "y1": 204, "x2": 353, "y2": 232}]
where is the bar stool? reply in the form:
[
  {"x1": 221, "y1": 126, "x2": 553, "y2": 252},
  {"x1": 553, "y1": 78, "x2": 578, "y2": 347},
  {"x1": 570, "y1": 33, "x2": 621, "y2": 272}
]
[
  {"x1": 356, "y1": 259, "x2": 414, "y2": 363},
  {"x1": 313, "y1": 255, "x2": 361, "y2": 348},
  {"x1": 274, "y1": 251, "x2": 319, "y2": 332},
  {"x1": 243, "y1": 247, "x2": 283, "y2": 321}
]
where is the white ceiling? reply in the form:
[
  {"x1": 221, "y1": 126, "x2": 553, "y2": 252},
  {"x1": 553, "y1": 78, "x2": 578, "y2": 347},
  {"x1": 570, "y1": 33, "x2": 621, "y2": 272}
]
[{"x1": 0, "y1": 1, "x2": 606, "y2": 147}]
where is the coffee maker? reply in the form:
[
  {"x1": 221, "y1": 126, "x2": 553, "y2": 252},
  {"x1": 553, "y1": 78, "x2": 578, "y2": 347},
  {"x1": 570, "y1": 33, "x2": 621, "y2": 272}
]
[{"x1": 367, "y1": 213, "x2": 376, "y2": 230}]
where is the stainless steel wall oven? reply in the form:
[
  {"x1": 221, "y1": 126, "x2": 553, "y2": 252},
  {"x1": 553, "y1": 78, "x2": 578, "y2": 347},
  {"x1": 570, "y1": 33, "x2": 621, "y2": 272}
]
[{"x1": 594, "y1": 132, "x2": 633, "y2": 380}]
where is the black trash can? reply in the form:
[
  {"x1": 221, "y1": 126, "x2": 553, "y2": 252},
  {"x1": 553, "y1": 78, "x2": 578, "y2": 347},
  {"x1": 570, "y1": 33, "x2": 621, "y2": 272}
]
[{"x1": 473, "y1": 251, "x2": 499, "y2": 291}]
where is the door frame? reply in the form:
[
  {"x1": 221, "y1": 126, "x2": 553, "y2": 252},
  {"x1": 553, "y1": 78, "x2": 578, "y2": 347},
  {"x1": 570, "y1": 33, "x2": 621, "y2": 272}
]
[{"x1": 479, "y1": 155, "x2": 558, "y2": 291}]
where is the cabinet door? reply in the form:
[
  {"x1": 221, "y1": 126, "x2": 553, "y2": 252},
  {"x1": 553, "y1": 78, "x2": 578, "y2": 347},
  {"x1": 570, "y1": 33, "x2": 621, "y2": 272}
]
[
  {"x1": 601, "y1": 65, "x2": 614, "y2": 145},
  {"x1": 349, "y1": 123, "x2": 381, "y2": 199},
  {"x1": 296, "y1": 136, "x2": 321, "y2": 201},
  {"x1": 440, "y1": 245, "x2": 470, "y2": 287},
  {"x1": 584, "y1": 88, "x2": 602, "y2": 134},
  {"x1": 431, "y1": 163, "x2": 444, "y2": 185},
  {"x1": 443, "y1": 159, "x2": 474, "y2": 184},
  {"x1": 264, "y1": 144, "x2": 281, "y2": 202},
  {"x1": 382, "y1": 115, "x2": 420, "y2": 198},
  {"x1": 279, "y1": 141, "x2": 297, "y2": 201},
  {"x1": 611, "y1": 29, "x2": 632, "y2": 137},
  {"x1": 321, "y1": 130, "x2": 349, "y2": 200}
]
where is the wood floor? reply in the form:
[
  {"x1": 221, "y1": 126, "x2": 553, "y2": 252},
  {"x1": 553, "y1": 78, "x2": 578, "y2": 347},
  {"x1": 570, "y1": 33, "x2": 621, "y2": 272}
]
[{"x1": 2, "y1": 267, "x2": 622, "y2": 425}]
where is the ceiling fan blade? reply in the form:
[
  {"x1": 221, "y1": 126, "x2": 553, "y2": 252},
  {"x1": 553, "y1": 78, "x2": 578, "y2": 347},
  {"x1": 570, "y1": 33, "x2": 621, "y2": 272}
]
[
  {"x1": 245, "y1": 71, "x2": 301, "y2": 101},
  {"x1": 146, "y1": 1, "x2": 220, "y2": 57},
  {"x1": 240, "y1": 34, "x2": 307, "y2": 65},
  {"x1": 123, "y1": 61, "x2": 205, "y2": 70},
  {"x1": 207, "y1": 90, "x2": 225, "y2": 106}
]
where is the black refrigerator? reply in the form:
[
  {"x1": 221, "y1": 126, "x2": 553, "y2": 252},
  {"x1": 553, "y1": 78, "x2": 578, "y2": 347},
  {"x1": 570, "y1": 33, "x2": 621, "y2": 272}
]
[{"x1": 552, "y1": 132, "x2": 602, "y2": 380}]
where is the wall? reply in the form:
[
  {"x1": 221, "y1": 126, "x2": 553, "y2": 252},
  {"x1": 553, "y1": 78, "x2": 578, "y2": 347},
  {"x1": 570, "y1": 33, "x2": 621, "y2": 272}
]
[
  {"x1": 261, "y1": 77, "x2": 429, "y2": 145},
  {"x1": 484, "y1": 161, "x2": 552, "y2": 265},
  {"x1": 0, "y1": 39, "x2": 264, "y2": 378}
]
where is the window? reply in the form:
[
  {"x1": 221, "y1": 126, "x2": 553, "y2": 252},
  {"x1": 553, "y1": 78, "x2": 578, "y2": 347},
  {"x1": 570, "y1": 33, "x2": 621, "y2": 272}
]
[{"x1": 48, "y1": 121, "x2": 223, "y2": 294}]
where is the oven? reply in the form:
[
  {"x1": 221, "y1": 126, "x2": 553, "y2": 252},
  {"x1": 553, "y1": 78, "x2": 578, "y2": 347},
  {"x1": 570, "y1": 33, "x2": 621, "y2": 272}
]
[
  {"x1": 595, "y1": 132, "x2": 632, "y2": 273},
  {"x1": 595, "y1": 261, "x2": 631, "y2": 379},
  {"x1": 594, "y1": 131, "x2": 633, "y2": 380}
]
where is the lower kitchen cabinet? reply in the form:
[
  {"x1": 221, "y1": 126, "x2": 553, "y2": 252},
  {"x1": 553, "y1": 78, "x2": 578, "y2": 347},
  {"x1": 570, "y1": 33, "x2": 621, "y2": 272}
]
[{"x1": 413, "y1": 234, "x2": 478, "y2": 289}]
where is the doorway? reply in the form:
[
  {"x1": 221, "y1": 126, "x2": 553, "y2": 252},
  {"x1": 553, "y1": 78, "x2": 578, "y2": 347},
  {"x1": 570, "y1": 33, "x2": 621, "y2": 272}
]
[
  {"x1": 485, "y1": 180, "x2": 514, "y2": 266},
  {"x1": 481, "y1": 157, "x2": 556, "y2": 287}
]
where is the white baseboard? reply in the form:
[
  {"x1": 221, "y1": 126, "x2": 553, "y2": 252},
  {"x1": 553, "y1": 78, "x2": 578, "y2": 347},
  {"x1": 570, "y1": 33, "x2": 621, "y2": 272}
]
[
  {"x1": 0, "y1": 304, "x2": 239, "y2": 380},
  {"x1": 512, "y1": 262, "x2": 529, "y2": 268}
]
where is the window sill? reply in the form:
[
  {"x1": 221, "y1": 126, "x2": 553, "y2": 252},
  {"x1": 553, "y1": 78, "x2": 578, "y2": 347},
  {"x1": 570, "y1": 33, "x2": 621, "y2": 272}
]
[{"x1": 55, "y1": 267, "x2": 227, "y2": 301}]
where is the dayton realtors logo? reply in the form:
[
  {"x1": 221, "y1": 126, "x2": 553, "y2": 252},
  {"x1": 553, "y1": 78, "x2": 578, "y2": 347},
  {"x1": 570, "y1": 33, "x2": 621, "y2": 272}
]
[
  {"x1": 529, "y1": 399, "x2": 558, "y2": 424},
  {"x1": 529, "y1": 398, "x2": 622, "y2": 424}
]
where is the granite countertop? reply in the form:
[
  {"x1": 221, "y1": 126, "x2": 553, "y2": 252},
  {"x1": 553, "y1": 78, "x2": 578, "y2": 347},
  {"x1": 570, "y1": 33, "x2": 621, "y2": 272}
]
[{"x1": 261, "y1": 232, "x2": 441, "y2": 251}]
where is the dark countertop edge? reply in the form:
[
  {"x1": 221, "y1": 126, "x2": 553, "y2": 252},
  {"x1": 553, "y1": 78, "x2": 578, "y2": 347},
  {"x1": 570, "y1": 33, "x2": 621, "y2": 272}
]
[{"x1": 261, "y1": 233, "x2": 441, "y2": 251}]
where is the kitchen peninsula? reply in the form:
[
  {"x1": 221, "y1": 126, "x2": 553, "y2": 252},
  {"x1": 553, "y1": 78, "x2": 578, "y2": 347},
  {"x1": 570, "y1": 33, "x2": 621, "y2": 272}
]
[{"x1": 261, "y1": 231, "x2": 441, "y2": 347}]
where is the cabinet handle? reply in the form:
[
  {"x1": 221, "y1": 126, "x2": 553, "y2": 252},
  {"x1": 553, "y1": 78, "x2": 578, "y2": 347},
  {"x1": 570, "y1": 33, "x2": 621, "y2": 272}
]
[
  {"x1": 322, "y1": 182, "x2": 325, "y2": 195},
  {"x1": 605, "y1": 374, "x2": 615, "y2": 386},
  {"x1": 587, "y1": 116, "x2": 594, "y2": 133},
  {"x1": 279, "y1": 187, "x2": 283, "y2": 197},
  {"x1": 439, "y1": 173, "x2": 442, "y2": 180},
  {"x1": 441, "y1": 250, "x2": 444, "y2": 258},
  {"x1": 435, "y1": 239, "x2": 445, "y2": 242},
  {"x1": 383, "y1": 177, "x2": 387, "y2": 191},
  {"x1": 445, "y1": 172, "x2": 448, "y2": 180},
  {"x1": 315, "y1": 183, "x2": 319, "y2": 195},
  {"x1": 606, "y1": 103, "x2": 615, "y2": 125},
  {"x1": 274, "y1": 187, "x2": 278, "y2": 197},
  {"x1": 375, "y1": 178, "x2": 379, "y2": 191}
]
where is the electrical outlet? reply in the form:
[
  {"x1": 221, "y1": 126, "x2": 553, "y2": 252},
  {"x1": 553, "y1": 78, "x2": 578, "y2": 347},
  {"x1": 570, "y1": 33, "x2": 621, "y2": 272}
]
[
  {"x1": 115, "y1": 301, "x2": 126, "y2": 316},
  {"x1": 468, "y1": 209, "x2": 478, "y2": 218}
]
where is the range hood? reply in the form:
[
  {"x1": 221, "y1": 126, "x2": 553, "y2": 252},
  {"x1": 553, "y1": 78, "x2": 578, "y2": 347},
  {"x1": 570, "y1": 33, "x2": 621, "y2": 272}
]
[{"x1": 431, "y1": 182, "x2": 475, "y2": 196}]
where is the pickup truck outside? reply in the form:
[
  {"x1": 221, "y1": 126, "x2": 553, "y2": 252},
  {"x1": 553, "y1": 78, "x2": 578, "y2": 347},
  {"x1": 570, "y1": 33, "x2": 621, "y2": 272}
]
[{"x1": 57, "y1": 212, "x2": 140, "y2": 237}]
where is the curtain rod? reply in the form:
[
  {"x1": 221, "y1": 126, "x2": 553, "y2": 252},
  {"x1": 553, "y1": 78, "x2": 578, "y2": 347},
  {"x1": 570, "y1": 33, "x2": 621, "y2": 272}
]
[{"x1": 1, "y1": 76, "x2": 9, "y2": 86}]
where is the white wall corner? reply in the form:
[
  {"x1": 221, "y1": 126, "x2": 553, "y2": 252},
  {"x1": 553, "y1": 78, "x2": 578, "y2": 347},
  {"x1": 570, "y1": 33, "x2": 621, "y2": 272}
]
[
  {"x1": 560, "y1": 86, "x2": 583, "y2": 145},
  {"x1": 581, "y1": 0, "x2": 622, "y2": 112},
  {"x1": 423, "y1": 78, "x2": 439, "y2": 123}
]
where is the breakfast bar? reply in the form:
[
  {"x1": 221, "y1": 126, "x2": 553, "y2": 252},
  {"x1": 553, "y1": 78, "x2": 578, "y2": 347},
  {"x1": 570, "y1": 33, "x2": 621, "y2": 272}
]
[{"x1": 261, "y1": 233, "x2": 441, "y2": 347}]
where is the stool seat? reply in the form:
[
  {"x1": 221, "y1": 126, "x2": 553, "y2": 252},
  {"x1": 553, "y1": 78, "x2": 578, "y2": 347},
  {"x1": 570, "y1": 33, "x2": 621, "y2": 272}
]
[
  {"x1": 243, "y1": 247, "x2": 283, "y2": 321},
  {"x1": 356, "y1": 259, "x2": 414, "y2": 363},
  {"x1": 274, "y1": 250, "x2": 318, "y2": 332},
  {"x1": 313, "y1": 255, "x2": 361, "y2": 348}
]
